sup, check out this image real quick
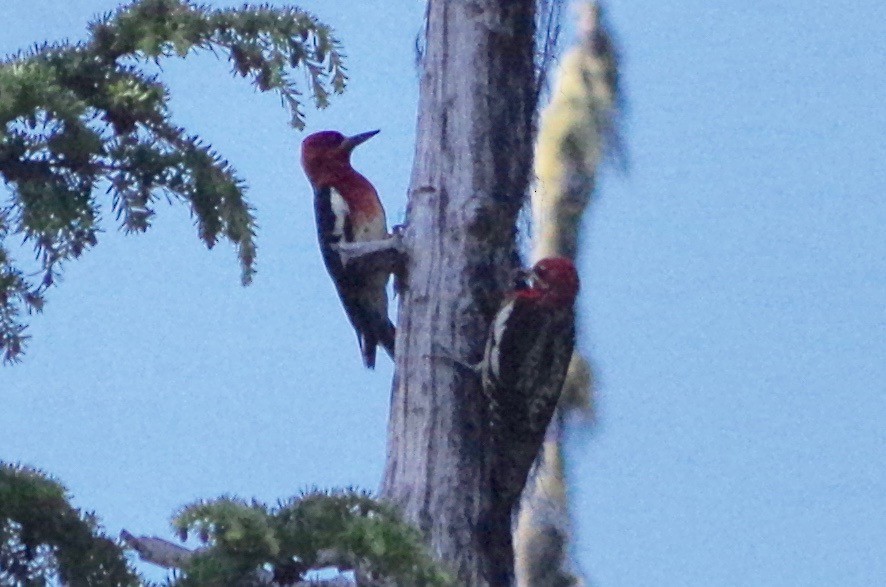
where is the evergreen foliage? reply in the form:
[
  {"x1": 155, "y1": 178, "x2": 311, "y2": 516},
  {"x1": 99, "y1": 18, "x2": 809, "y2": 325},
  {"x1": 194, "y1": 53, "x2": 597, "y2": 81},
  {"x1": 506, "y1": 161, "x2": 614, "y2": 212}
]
[
  {"x1": 172, "y1": 489, "x2": 454, "y2": 586},
  {"x1": 0, "y1": 0, "x2": 348, "y2": 363},
  {"x1": 1, "y1": 462, "x2": 452, "y2": 586},
  {"x1": 0, "y1": 462, "x2": 140, "y2": 585}
]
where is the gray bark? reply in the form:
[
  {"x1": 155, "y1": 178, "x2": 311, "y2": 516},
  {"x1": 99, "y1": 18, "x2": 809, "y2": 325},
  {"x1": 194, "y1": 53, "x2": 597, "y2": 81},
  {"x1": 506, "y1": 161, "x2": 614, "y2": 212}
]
[{"x1": 380, "y1": 1, "x2": 538, "y2": 585}]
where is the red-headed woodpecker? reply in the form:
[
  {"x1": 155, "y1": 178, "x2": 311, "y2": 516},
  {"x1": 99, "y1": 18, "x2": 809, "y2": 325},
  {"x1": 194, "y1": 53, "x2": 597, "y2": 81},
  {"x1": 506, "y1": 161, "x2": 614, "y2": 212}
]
[
  {"x1": 481, "y1": 257, "x2": 579, "y2": 509},
  {"x1": 301, "y1": 130, "x2": 395, "y2": 369}
]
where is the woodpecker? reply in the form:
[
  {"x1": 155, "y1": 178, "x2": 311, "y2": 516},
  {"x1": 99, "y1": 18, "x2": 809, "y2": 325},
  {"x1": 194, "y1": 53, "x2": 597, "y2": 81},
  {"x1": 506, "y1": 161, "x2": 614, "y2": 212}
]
[
  {"x1": 301, "y1": 130, "x2": 395, "y2": 368},
  {"x1": 481, "y1": 257, "x2": 579, "y2": 510}
]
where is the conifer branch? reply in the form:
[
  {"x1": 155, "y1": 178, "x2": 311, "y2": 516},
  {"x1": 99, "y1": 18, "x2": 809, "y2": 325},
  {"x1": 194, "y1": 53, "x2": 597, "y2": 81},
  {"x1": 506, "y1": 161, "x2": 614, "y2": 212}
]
[
  {"x1": 158, "y1": 489, "x2": 453, "y2": 586},
  {"x1": 0, "y1": 0, "x2": 348, "y2": 363},
  {"x1": 0, "y1": 462, "x2": 140, "y2": 585}
]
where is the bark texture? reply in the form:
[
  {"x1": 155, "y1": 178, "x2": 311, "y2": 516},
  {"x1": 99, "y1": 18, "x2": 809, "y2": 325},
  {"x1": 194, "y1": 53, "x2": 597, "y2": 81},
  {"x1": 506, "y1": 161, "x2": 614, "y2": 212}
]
[{"x1": 380, "y1": 1, "x2": 537, "y2": 585}]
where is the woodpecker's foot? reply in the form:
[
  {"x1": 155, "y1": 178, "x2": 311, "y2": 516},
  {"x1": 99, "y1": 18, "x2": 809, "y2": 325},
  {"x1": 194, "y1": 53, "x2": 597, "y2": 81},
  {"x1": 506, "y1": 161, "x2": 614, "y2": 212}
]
[
  {"x1": 390, "y1": 225, "x2": 409, "y2": 296},
  {"x1": 332, "y1": 235, "x2": 405, "y2": 275},
  {"x1": 424, "y1": 342, "x2": 481, "y2": 375}
]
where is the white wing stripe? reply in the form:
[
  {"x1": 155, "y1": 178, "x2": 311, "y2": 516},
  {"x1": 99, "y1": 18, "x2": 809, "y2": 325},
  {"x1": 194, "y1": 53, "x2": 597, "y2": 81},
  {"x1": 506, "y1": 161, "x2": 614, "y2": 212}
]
[
  {"x1": 488, "y1": 299, "x2": 515, "y2": 380},
  {"x1": 329, "y1": 187, "x2": 350, "y2": 240}
]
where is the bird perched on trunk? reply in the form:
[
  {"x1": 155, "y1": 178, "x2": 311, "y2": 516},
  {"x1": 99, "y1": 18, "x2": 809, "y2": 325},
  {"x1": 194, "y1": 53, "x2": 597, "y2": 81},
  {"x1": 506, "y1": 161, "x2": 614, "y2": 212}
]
[
  {"x1": 300, "y1": 130, "x2": 395, "y2": 368},
  {"x1": 482, "y1": 257, "x2": 579, "y2": 511}
]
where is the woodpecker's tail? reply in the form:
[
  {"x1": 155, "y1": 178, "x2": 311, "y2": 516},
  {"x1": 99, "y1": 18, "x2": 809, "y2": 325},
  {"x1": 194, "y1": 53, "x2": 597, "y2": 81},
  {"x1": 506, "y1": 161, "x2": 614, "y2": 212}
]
[
  {"x1": 375, "y1": 317, "x2": 396, "y2": 359},
  {"x1": 359, "y1": 315, "x2": 395, "y2": 369}
]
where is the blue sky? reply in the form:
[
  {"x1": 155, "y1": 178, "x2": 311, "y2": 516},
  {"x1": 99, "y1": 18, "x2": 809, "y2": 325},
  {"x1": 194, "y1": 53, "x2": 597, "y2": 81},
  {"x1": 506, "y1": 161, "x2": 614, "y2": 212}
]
[{"x1": 2, "y1": 1, "x2": 885, "y2": 585}]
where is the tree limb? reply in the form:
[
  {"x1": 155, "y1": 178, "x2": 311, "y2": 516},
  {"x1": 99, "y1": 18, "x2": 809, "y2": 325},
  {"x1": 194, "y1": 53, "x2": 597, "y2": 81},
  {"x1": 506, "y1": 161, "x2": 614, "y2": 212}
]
[
  {"x1": 119, "y1": 530, "x2": 197, "y2": 570},
  {"x1": 119, "y1": 532, "x2": 365, "y2": 585}
]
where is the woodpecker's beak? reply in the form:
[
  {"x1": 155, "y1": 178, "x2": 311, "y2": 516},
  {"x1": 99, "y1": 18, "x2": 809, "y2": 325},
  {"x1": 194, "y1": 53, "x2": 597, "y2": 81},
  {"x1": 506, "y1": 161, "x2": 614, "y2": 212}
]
[
  {"x1": 341, "y1": 129, "x2": 380, "y2": 152},
  {"x1": 513, "y1": 268, "x2": 532, "y2": 290}
]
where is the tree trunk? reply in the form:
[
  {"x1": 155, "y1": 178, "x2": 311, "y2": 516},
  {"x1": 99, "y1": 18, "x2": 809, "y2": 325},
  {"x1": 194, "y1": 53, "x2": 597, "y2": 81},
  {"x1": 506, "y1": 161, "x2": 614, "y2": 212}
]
[{"x1": 380, "y1": 1, "x2": 537, "y2": 585}]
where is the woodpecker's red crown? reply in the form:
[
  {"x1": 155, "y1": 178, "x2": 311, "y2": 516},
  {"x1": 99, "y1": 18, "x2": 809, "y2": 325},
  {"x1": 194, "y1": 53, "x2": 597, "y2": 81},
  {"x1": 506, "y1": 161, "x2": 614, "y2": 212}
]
[
  {"x1": 301, "y1": 130, "x2": 379, "y2": 185},
  {"x1": 526, "y1": 257, "x2": 580, "y2": 307}
]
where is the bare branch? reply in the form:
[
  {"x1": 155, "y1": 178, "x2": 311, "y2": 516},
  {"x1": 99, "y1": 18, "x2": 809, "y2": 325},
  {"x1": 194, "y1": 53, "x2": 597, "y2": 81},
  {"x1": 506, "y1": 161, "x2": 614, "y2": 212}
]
[
  {"x1": 121, "y1": 530, "x2": 275, "y2": 582},
  {"x1": 119, "y1": 532, "x2": 367, "y2": 585},
  {"x1": 119, "y1": 530, "x2": 196, "y2": 569}
]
